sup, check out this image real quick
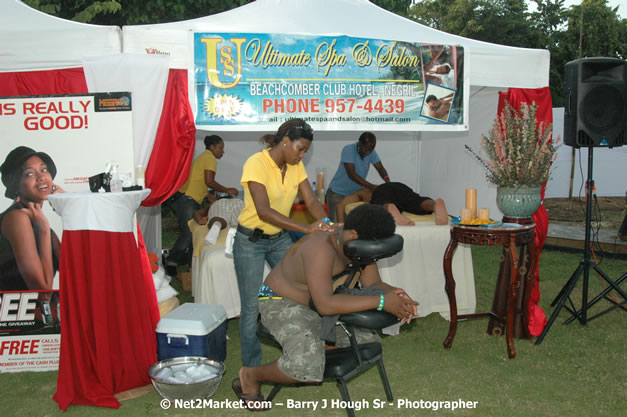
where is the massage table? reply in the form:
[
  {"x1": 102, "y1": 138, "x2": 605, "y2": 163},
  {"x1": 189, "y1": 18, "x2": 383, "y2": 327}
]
[
  {"x1": 377, "y1": 222, "x2": 475, "y2": 318},
  {"x1": 344, "y1": 203, "x2": 476, "y2": 318},
  {"x1": 187, "y1": 210, "x2": 475, "y2": 320}
]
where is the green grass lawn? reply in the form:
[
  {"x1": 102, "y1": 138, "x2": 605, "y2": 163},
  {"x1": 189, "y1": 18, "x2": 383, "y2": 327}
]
[{"x1": 0, "y1": 247, "x2": 625, "y2": 417}]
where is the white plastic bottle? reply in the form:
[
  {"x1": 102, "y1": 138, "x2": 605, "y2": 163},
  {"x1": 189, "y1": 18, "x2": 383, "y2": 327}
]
[
  {"x1": 110, "y1": 163, "x2": 123, "y2": 192},
  {"x1": 319, "y1": 186, "x2": 326, "y2": 205}
]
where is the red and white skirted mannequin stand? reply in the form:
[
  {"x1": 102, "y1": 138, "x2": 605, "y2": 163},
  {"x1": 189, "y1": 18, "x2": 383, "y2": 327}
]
[{"x1": 48, "y1": 190, "x2": 159, "y2": 410}]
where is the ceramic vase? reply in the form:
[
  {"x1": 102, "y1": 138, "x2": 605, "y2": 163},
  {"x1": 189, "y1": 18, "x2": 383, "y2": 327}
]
[{"x1": 496, "y1": 186, "x2": 542, "y2": 219}]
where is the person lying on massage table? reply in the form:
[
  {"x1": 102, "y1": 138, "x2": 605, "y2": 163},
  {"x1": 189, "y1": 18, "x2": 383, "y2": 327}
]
[
  {"x1": 336, "y1": 181, "x2": 449, "y2": 225},
  {"x1": 232, "y1": 203, "x2": 418, "y2": 411},
  {"x1": 192, "y1": 192, "x2": 244, "y2": 244}
]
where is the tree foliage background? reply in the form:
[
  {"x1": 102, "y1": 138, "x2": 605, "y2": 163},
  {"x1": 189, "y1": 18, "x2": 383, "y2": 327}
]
[
  {"x1": 409, "y1": 0, "x2": 625, "y2": 106},
  {"x1": 24, "y1": 0, "x2": 626, "y2": 106}
]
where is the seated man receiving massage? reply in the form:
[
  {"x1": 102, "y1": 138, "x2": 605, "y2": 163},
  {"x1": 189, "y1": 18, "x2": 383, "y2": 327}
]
[
  {"x1": 232, "y1": 204, "x2": 418, "y2": 411},
  {"x1": 336, "y1": 181, "x2": 449, "y2": 225}
]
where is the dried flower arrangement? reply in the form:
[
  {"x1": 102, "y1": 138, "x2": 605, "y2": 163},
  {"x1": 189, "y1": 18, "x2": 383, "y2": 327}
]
[{"x1": 465, "y1": 101, "x2": 559, "y2": 188}]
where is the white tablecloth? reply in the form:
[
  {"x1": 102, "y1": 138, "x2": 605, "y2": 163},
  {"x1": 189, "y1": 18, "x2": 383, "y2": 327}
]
[
  {"x1": 48, "y1": 189, "x2": 150, "y2": 232},
  {"x1": 190, "y1": 222, "x2": 475, "y2": 320},
  {"x1": 377, "y1": 224, "x2": 475, "y2": 319}
]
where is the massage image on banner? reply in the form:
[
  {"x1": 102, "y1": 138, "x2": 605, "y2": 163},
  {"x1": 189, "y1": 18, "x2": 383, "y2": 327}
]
[
  {"x1": 0, "y1": 93, "x2": 134, "y2": 372},
  {"x1": 192, "y1": 33, "x2": 467, "y2": 131}
]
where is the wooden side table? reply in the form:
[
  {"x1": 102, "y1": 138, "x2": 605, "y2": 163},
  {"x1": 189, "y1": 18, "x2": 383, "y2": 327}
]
[{"x1": 442, "y1": 223, "x2": 537, "y2": 359}]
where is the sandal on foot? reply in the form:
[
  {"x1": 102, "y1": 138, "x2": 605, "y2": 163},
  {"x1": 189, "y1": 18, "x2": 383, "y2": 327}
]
[{"x1": 231, "y1": 377, "x2": 270, "y2": 412}]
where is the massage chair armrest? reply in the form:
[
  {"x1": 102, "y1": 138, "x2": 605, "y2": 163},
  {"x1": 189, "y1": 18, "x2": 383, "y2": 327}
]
[{"x1": 338, "y1": 310, "x2": 398, "y2": 329}]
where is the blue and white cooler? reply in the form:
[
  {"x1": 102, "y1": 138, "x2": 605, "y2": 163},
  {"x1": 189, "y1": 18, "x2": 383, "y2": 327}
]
[{"x1": 156, "y1": 303, "x2": 227, "y2": 362}]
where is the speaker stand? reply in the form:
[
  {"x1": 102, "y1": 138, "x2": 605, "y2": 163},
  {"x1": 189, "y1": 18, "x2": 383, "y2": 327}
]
[{"x1": 535, "y1": 147, "x2": 627, "y2": 345}]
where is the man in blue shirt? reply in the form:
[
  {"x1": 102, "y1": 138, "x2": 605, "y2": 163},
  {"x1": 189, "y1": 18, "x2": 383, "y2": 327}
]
[{"x1": 326, "y1": 132, "x2": 390, "y2": 222}]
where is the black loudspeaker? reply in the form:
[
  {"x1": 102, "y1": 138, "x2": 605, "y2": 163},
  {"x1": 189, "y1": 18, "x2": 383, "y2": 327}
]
[{"x1": 564, "y1": 57, "x2": 626, "y2": 148}]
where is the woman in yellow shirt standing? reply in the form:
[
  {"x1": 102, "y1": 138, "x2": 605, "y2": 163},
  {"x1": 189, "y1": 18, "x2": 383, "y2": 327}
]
[
  {"x1": 202, "y1": 135, "x2": 239, "y2": 198},
  {"x1": 167, "y1": 135, "x2": 238, "y2": 268},
  {"x1": 234, "y1": 119, "x2": 331, "y2": 367}
]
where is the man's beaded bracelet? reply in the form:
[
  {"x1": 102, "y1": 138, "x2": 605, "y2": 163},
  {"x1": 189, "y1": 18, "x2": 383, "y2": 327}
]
[{"x1": 377, "y1": 294, "x2": 385, "y2": 311}]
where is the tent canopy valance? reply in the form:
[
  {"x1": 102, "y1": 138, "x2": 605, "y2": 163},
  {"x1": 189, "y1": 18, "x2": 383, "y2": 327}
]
[{"x1": 122, "y1": 0, "x2": 549, "y2": 89}]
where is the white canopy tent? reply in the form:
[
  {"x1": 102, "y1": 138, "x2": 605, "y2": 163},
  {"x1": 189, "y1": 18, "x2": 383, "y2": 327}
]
[
  {"x1": 0, "y1": 0, "x2": 555, "y2": 252},
  {"x1": 123, "y1": 0, "x2": 548, "y2": 87},
  {"x1": 0, "y1": 0, "x2": 169, "y2": 174},
  {"x1": 0, "y1": 0, "x2": 121, "y2": 71},
  {"x1": 123, "y1": 0, "x2": 551, "y2": 218}
]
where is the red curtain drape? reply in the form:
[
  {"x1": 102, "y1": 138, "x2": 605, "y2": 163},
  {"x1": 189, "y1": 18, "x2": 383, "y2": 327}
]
[
  {"x1": 141, "y1": 68, "x2": 196, "y2": 206},
  {"x1": 0, "y1": 68, "x2": 88, "y2": 96},
  {"x1": 497, "y1": 87, "x2": 552, "y2": 336}
]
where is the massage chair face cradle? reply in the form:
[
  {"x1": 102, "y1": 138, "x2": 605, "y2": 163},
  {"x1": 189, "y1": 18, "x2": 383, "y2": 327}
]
[{"x1": 328, "y1": 235, "x2": 404, "y2": 327}]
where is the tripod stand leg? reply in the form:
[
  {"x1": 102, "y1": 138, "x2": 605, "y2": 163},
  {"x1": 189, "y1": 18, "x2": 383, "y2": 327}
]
[
  {"x1": 535, "y1": 262, "x2": 585, "y2": 345},
  {"x1": 592, "y1": 267, "x2": 627, "y2": 301},
  {"x1": 550, "y1": 265, "x2": 582, "y2": 306},
  {"x1": 565, "y1": 271, "x2": 627, "y2": 324}
]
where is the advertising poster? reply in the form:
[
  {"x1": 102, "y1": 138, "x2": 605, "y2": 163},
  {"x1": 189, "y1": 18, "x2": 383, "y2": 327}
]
[
  {"x1": 0, "y1": 290, "x2": 60, "y2": 372},
  {"x1": 193, "y1": 33, "x2": 467, "y2": 131},
  {"x1": 0, "y1": 93, "x2": 134, "y2": 372}
]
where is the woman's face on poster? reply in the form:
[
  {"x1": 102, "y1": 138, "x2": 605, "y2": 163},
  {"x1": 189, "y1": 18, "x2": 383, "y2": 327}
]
[{"x1": 19, "y1": 156, "x2": 53, "y2": 202}]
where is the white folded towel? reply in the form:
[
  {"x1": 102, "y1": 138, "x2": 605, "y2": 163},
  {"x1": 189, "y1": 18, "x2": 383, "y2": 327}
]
[
  {"x1": 204, "y1": 222, "x2": 221, "y2": 245},
  {"x1": 382, "y1": 322, "x2": 401, "y2": 336},
  {"x1": 224, "y1": 227, "x2": 237, "y2": 256}
]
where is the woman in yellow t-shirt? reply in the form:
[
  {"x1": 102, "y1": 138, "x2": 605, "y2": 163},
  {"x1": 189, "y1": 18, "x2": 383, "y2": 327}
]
[
  {"x1": 234, "y1": 119, "x2": 332, "y2": 367},
  {"x1": 167, "y1": 135, "x2": 238, "y2": 267},
  {"x1": 203, "y1": 135, "x2": 239, "y2": 198}
]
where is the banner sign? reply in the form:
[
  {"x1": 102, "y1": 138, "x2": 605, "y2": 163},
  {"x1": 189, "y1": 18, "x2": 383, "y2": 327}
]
[
  {"x1": 0, "y1": 93, "x2": 134, "y2": 372},
  {"x1": 0, "y1": 291, "x2": 60, "y2": 372},
  {"x1": 192, "y1": 33, "x2": 467, "y2": 131}
]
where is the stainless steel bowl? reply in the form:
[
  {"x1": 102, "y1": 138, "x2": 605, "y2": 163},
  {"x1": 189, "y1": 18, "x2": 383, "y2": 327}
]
[{"x1": 148, "y1": 356, "x2": 225, "y2": 401}]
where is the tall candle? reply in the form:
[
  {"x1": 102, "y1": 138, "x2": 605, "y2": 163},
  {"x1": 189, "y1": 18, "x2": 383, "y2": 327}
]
[
  {"x1": 135, "y1": 165, "x2": 145, "y2": 188},
  {"x1": 465, "y1": 188, "x2": 477, "y2": 219}
]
